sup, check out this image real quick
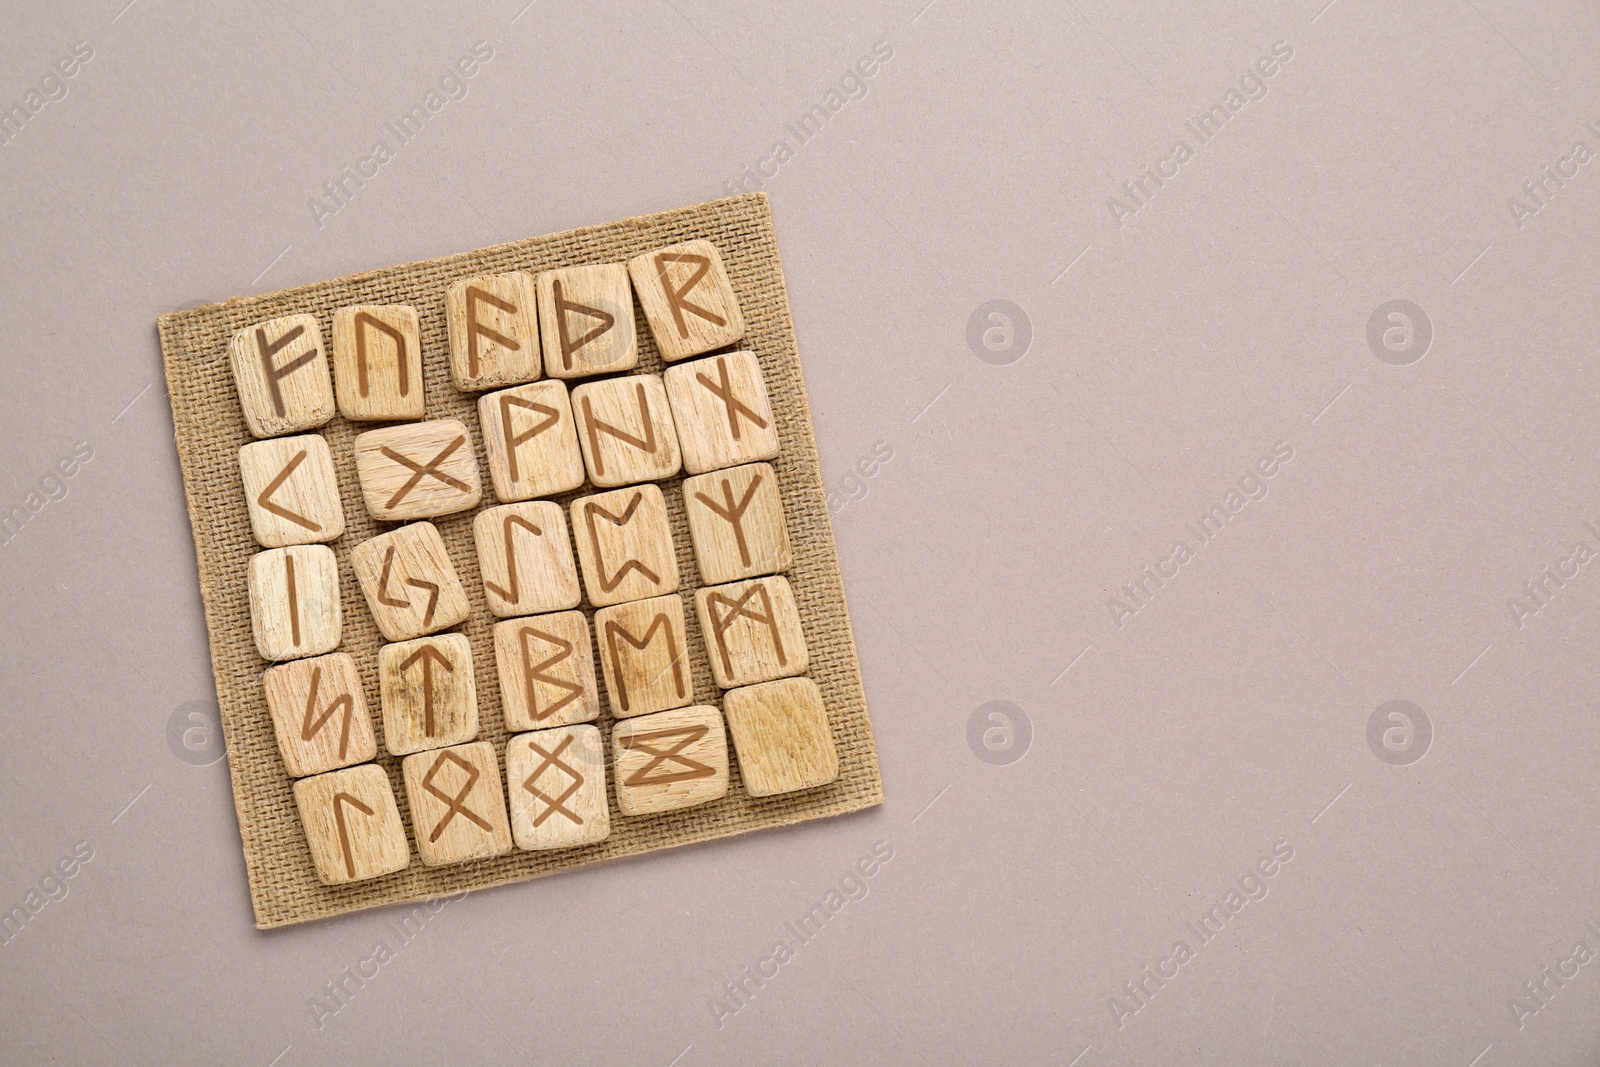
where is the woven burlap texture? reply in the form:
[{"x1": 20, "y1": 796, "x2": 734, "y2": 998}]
[{"x1": 156, "y1": 194, "x2": 881, "y2": 929}]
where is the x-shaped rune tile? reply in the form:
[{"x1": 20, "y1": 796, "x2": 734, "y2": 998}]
[
  {"x1": 382, "y1": 435, "x2": 470, "y2": 508},
  {"x1": 421, "y1": 749, "x2": 491, "y2": 842},
  {"x1": 522, "y1": 734, "x2": 584, "y2": 827}
]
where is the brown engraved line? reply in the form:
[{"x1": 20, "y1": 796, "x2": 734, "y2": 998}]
[
  {"x1": 421, "y1": 749, "x2": 490, "y2": 842},
  {"x1": 498, "y1": 394, "x2": 559, "y2": 483},
  {"x1": 518, "y1": 626, "x2": 583, "y2": 722},
  {"x1": 695, "y1": 356, "x2": 768, "y2": 441},
  {"x1": 255, "y1": 324, "x2": 318, "y2": 418},
  {"x1": 464, "y1": 285, "x2": 520, "y2": 378},
  {"x1": 376, "y1": 546, "x2": 410, "y2": 607},
  {"x1": 653, "y1": 252, "x2": 725, "y2": 338},
  {"x1": 398, "y1": 643, "x2": 454, "y2": 736},
  {"x1": 352, "y1": 311, "x2": 409, "y2": 397},
  {"x1": 406, "y1": 578, "x2": 440, "y2": 627},
  {"x1": 583, "y1": 491, "x2": 660, "y2": 594},
  {"x1": 705, "y1": 584, "x2": 784, "y2": 677},
  {"x1": 621, "y1": 725, "x2": 712, "y2": 786},
  {"x1": 285, "y1": 552, "x2": 301, "y2": 646},
  {"x1": 552, "y1": 277, "x2": 614, "y2": 371},
  {"x1": 693, "y1": 472, "x2": 763, "y2": 567},
  {"x1": 257, "y1": 449, "x2": 320, "y2": 532},
  {"x1": 331, "y1": 791, "x2": 375, "y2": 879},
  {"x1": 521, "y1": 734, "x2": 583, "y2": 828},
  {"x1": 300, "y1": 664, "x2": 354, "y2": 759},
  {"x1": 482, "y1": 514, "x2": 543, "y2": 604},
  {"x1": 603, "y1": 613, "x2": 685, "y2": 714},
  {"x1": 381, "y1": 436, "x2": 469, "y2": 508},
  {"x1": 579, "y1": 384, "x2": 657, "y2": 480}
]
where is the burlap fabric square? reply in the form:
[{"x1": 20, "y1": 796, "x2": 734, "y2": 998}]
[{"x1": 156, "y1": 193, "x2": 881, "y2": 929}]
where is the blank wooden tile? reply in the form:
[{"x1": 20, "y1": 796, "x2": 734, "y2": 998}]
[
  {"x1": 493, "y1": 611, "x2": 601, "y2": 732},
  {"x1": 446, "y1": 271, "x2": 541, "y2": 391},
  {"x1": 353, "y1": 419, "x2": 482, "y2": 521},
  {"x1": 570, "y1": 374, "x2": 681, "y2": 487},
  {"x1": 239, "y1": 434, "x2": 344, "y2": 547},
  {"x1": 663, "y1": 351, "x2": 779, "y2": 474},
  {"x1": 474, "y1": 501, "x2": 581, "y2": 617},
  {"x1": 478, "y1": 380, "x2": 585, "y2": 502},
  {"x1": 694, "y1": 575, "x2": 808, "y2": 689},
  {"x1": 505, "y1": 724, "x2": 609, "y2": 850},
  {"x1": 263, "y1": 652, "x2": 378, "y2": 777},
  {"x1": 722, "y1": 677, "x2": 838, "y2": 797},
  {"x1": 350, "y1": 522, "x2": 471, "y2": 642},
  {"x1": 402, "y1": 741, "x2": 512, "y2": 865},
  {"x1": 379, "y1": 632, "x2": 478, "y2": 756},
  {"x1": 611, "y1": 705, "x2": 729, "y2": 816},
  {"x1": 569, "y1": 484, "x2": 679, "y2": 608},
  {"x1": 682, "y1": 462, "x2": 790, "y2": 584},
  {"x1": 593, "y1": 594, "x2": 693, "y2": 718},
  {"x1": 536, "y1": 263, "x2": 637, "y2": 379},
  {"x1": 230, "y1": 313, "x2": 336, "y2": 438},
  {"x1": 627, "y1": 239, "x2": 745, "y2": 362},
  {"x1": 249, "y1": 544, "x2": 341, "y2": 661},
  {"x1": 332, "y1": 305, "x2": 424, "y2": 421},
  {"x1": 294, "y1": 764, "x2": 410, "y2": 885}
]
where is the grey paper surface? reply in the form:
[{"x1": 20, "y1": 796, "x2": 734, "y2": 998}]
[{"x1": 2, "y1": 1, "x2": 1598, "y2": 1064}]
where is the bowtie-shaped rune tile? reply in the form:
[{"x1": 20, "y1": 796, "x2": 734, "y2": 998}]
[
  {"x1": 663, "y1": 351, "x2": 779, "y2": 475},
  {"x1": 681, "y1": 462, "x2": 791, "y2": 584},
  {"x1": 570, "y1": 373, "x2": 682, "y2": 487},
  {"x1": 294, "y1": 764, "x2": 410, "y2": 885},
  {"x1": 230, "y1": 313, "x2": 336, "y2": 439},
  {"x1": 263, "y1": 652, "x2": 378, "y2": 777},
  {"x1": 535, "y1": 262, "x2": 637, "y2": 380},
  {"x1": 473, "y1": 501, "x2": 582, "y2": 618},
  {"x1": 492, "y1": 610, "x2": 601, "y2": 733},
  {"x1": 378, "y1": 632, "x2": 478, "y2": 756},
  {"x1": 627, "y1": 239, "x2": 745, "y2": 363},
  {"x1": 446, "y1": 271, "x2": 541, "y2": 392},
  {"x1": 569, "y1": 484, "x2": 679, "y2": 608},
  {"x1": 402, "y1": 741, "x2": 512, "y2": 866},
  {"x1": 505, "y1": 724, "x2": 610, "y2": 851},
  {"x1": 238, "y1": 434, "x2": 345, "y2": 548},
  {"x1": 611, "y1": 705, "x2": 729, "y2": 816},
  {"x1": 332, "y1": 305, "x2": 424, "y2": 422},
  {"x1": 593, "y1": 593, "x2": 694, "y2": 718},
  {"x1": 353, "y1": 419, "x2": 483, "y2": 521},
  {"x1": 350, "y1": 522, "x2": 471, "y2": 642},
  {"x1": 478, "y1": 380, "x2": 586, "y2": 502},
  {"x1": 694, "y1": 575, "x2": 808, "y2": 689},
  {"x1": 248, "y1": 544, "x2": 342, "y2": 661}
]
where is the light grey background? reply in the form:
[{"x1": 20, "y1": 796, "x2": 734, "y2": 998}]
[{"x1": 3, "y1": 0, "x2": 1598, "y2": 1064}]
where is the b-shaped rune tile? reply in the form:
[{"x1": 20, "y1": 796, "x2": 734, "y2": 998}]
[
  {"x1": 239, "y1": 434, "x2": 345, "y2": 548},
  {"x1": 473, "y1": 501, "x2": 581, "y2": 618},
  {"x1": 722, "y1": 677, "x2": 838, "y2": 797},
  {"x1": 353, "y1": 419, "x2": 483, "y2": 521},
  {"x1": 505, "y1": 724, "x2": 609, "y2": 851},
  {"x1": 379, "y1": 632, "x2": 478, "y2": 756},
  {"x1": 536, "y1": 262, "x2": 637, "y2": 379},
  {"x1": 627, "y1": 239, "x2": 745, "y2": 362},
  {"x1": 611, "y1": 705, "x2": 729, "y2": 816},
  {"x1": 593, "y1": 593, "x2": 693, "y2": 718},
  {"x1": 478, "y1": 380, "x2": 585, "y2": 502},
  {"x1": 294, "y1": 764, "x2": 411, "y2": 885},
  {"x1": 401, "y1": 741, "x2": 512, "y2": 866},
  {"x1": 249, "y1": 544, "x2": 342, "y2": 661},
  {"x1": 350, "y1": 522, "x2": 471, "y2": 642},
  {"x1": 694, "y1": 575, "x2": 808, "y2": 689},
  {"x1": 570, "y1": 373, "x2": 682, "y2": 487},
  {"x1": 230, "y1": 313, "x2": 336, "y2": 439},
  {"x1": 446, "y1": 271, "x2": 541, "y2": 391},
  {"x1": 681, "y1": 462, "x2": 791, "y2": 584},
  {"x1": 493, "y1": 611, "x2": 601, "y2": 732},
  {"x1": 263, "y1": 652, "x2": 378, "y2": 777},
  {"x1": 663, "y1": 351, "x2": 779, "y2": 475},
  {"x1": 332, "y1": 305, "x2": 424, "y2": 421},
  {"x1": 569, "y1": 484, "x2": 679, "y2": 608}
]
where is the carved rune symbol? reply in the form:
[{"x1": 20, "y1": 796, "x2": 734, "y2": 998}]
[
  {"x1": 705, "y1": 584, "x2": 785, "y2": 677},
  {"x1": 255, "y1": 323, "x2": 318, "y2": 417},
  {"x1": 352, "y1": 311, "x2": 410, "y2": 397},
  {"x1": 377, "y1": 546, "x2": 441, "y2": 626},
  {"x1": 653, "y1": 252, "x2": 725, "y2": 338},
  {"x1": 694, "y1": 472, "x2": 763, "y2": 567},
  {"x1": 421, "y1": 749, "x2": 490, "y2": 842},
  {"x1": 518, "y1": 626, "x2": 583, "y2": 722},
  {"x1": 580, "y1": 384, "x2": 658, "y2": 479},
  {"x1": 695, "y1": 356, "x2": 768, "y2": 440},
  {"x1": 381, "y1": 435, "x2": 470, "y2": 508},
  {"x1": 331, "y1": 791, "x2": 375, "y2": 879},
  {"x1": 284, "y1": 552, "x2": 302, "y2": 646},
  {"x1": 497, "y1": 393, "x2": 560, "y2": 482},
  {"x1": 464, "y1": 285, "x2": 521, "y2": 377},
  {"x1": 621, "y1": 725, "x2": 713, "y2": 786},
  {"x1": 552, "y1": 277, "x2": 614, "y2": 370},
  {"x1": 483, "y1": 514, "x2": 544, "y2": 604},
  {"x1": 257, "y1": 449, "x2": 320, "y2": 532},
  {"x1": 521, "y1": 734, "x2": 584, "y2": 827},
  {"x1": 300, "y1": 664, "x2": 355, "y2": 758},
  {"x1": 398, "y1": 643, "x2": 455, "y2": 736},
  {"x1": 603, "y1": 613, "x2": 686, "y2": 713},
  {"x1": 583, "y1": 491, "x2": 660, "y2": 593}
]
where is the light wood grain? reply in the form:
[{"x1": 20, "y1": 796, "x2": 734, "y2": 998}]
[
  {"x1": 379, "y1": 632, "x2": 479, "y2": 756},
  {"x1": 402, "y1": 741, "x2": 513, "y2": 866},
  {"x1": 569, "y1": 484, "x2": 679, "y2": 608},
  {"x1": 353, "y1": 418, "x2": 482, "y2": 521},
  {"x1": 263, "y1": 652, "x2": 378, "y2": 777},
  {"x1": 230, "y1": 313, "x2": 336, "y2": 439},
  {"x1": 248, "y1": 544, "x2": 341, "y2": 661},
  {"x1": 473, "y1": 501, "x2": 581, "y2": 618},
  {"x1": 446, "y1": 271, "x2": 541, "y2": 391},
  {"x1": 627, "y1": 239, "x2": 745, "y2": 362},
  {"x1": 239, "y1": 434, "x2": 345, "y2": 548},
  {"x1": 331, "y1": 305, "x2": 424, "y2": 421},
  {"x1": 349, "y1": 521, "x2": 471, "y2": 642},
  {"x1": 722, "y1": 676, "x2": 837, "y2": 797},
  {"x1": 505, "y1": 724, "x2": 609, "y2": 850},
  {"x1": 593, "y1": 593, "x2": 694, "y2": 718},
  {"x1": 694, "y1": 575, "x2": 808, "y2": 689},
  {"x1": 477, "y1": 379, "x2": 585, "y2": 503},
  {"x1": 611, "y1": 705, "x2": 729, "y2": 816},
  {"x1": 663, "y1": 351, "x2": 778, "y2": 474},
  {"x1": 681, "y1": 462, "x2": 790, "y2": 584},
  {"x1": 570, "y1": 374, "x2": 681, "y2": 487},
  {"x1": 492, "y1": 611, "x2": 601, "y2": 733},
  {"x1": 294, "y1": 764, "x2": 411, "y2": 884},
  {"x1": 535, "y1": 262, "x2": 636, "y2": 379}
]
